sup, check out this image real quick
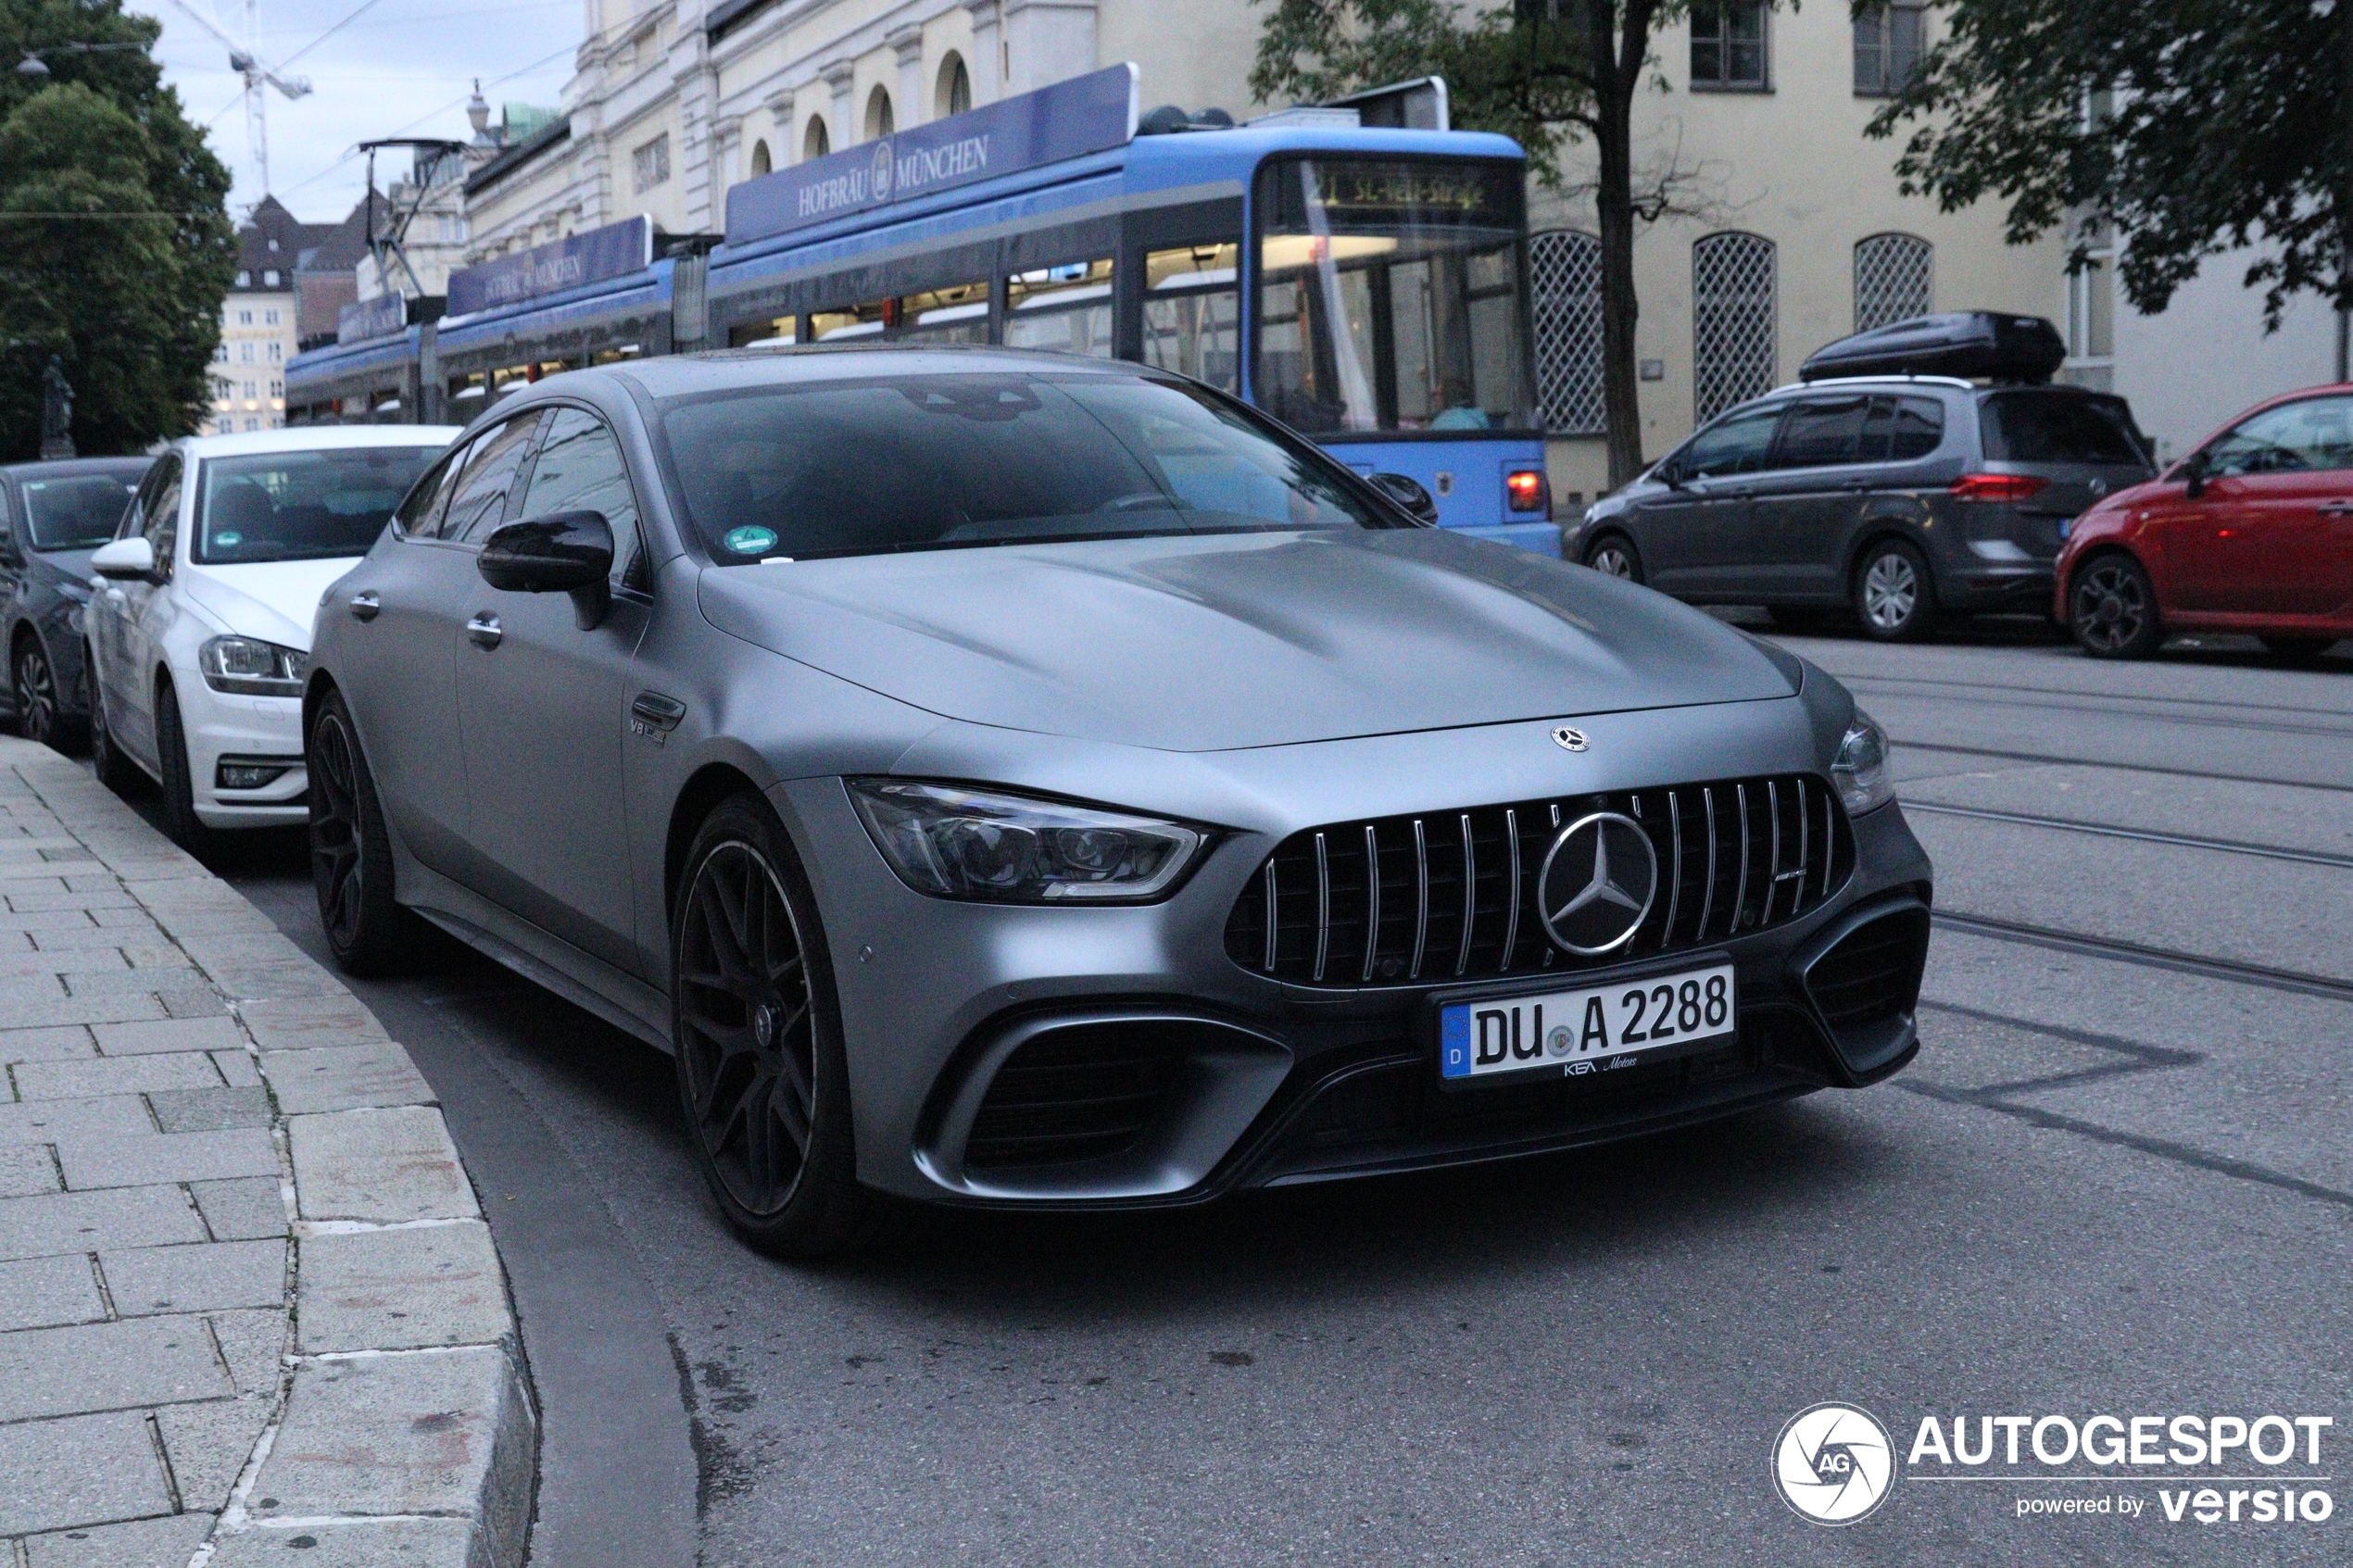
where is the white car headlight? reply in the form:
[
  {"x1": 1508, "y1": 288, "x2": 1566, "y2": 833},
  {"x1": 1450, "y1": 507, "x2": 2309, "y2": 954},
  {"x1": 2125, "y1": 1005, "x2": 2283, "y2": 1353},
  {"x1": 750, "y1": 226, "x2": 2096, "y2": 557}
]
[
  {"x1": 847, "y1": 779, "x2": 1206, "y2": 903},
  {"x1": 1831, "y1": 710, "x2": 1894, "y2": 814},
  {"x1": 197, "y1": 635, "x2": 308, "y2": 696}
]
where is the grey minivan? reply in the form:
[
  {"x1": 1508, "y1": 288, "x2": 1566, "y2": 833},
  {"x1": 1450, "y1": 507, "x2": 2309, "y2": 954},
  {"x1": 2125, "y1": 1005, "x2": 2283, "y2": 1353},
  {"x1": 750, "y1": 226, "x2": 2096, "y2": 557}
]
[{"x1": 1566, "y1": 378, "x2": 2155, "y2": 639}]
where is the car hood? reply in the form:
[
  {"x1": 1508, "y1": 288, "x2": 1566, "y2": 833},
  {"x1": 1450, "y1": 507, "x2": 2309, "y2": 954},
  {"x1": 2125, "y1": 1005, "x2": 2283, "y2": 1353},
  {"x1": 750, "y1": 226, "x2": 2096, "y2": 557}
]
[
  {"x1": 698, "y1": 529, "x2": 1799, "y2": 752},
  {"x1": 179, "y1": 558, "x2": 363, "y2": 652}
]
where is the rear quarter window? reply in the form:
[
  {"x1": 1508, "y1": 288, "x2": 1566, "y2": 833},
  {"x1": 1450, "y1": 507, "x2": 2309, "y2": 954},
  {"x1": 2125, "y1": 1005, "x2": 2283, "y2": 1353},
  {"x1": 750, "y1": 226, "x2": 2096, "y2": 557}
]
[{"x1": 1978, "y1": 393, "x2": 2148, "y2": 466}]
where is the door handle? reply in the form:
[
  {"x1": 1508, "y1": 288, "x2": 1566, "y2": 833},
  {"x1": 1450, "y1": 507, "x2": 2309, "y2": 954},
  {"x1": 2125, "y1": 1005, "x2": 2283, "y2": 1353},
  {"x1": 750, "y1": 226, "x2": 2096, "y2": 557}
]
[
  {"x1": 2317, "y1": 500, "x2": 2353, "y2": 517},
  {"x1": 347, "y1": 591, "x2": 380, "y2": 622},
  {"x1": 465, "y1": 612, "x2": 502, "y2": 649},
  {"x1": 630, "y1": 692, "x2": 686, "y2": 732}
]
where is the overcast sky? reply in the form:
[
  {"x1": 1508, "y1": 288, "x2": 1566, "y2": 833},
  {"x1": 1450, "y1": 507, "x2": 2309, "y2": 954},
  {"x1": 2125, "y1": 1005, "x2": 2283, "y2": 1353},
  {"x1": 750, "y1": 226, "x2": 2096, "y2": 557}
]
[{"x1": 129, "y1": 0, "x2": 584, "y2": 225}]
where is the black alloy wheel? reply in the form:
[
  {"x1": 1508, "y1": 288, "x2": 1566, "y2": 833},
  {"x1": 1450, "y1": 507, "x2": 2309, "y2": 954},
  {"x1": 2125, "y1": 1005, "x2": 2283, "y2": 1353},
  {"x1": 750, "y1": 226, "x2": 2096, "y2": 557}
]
[
  {"x1": 13, "y1": 636, "x2": 65, "y2": 751},
  {"x1": 308, "y1": 690, "x2": 420, "y2": 974},
  {"x1": 672, "y1": 796, "x2": 874, "y2": 1257},
  {"x1": 154, "y1": 678, "x2": 213, "y2": 853},
  {"x1": 84, "y1": 646, "x2": 142, "y2": 794},
  {"x1": 2070, "y1": 554, "x2": 2164, "y2": 659},
  {"x1": 1583, "y1": 533, "x2": 1643, "y2": 583},
  {"x1": 1854, "y1": 539, "x2": 1940, "y2": 642}
]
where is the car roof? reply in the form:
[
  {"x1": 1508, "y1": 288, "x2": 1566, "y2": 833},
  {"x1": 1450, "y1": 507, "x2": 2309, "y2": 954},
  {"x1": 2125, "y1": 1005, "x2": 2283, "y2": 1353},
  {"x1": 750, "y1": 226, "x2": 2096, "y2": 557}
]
[
  {"x1": 0, "y1": 456, "x2": 153, "y2": 481},
  {"x1": 1763, "y1": 375, "x2": 2128, "y2": 400},
  {"x1": 175, "y1": 425, "x2": 464, "y2": 458},
  {"x1": 601, "y1": 343, "x2": 1176, "y2": 401}
]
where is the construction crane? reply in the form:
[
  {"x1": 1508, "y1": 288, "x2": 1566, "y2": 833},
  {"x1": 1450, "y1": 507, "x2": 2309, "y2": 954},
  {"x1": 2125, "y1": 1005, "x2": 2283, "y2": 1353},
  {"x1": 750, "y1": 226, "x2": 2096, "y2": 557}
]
[{"x1": 162, "y1": 0, "x2": 312, "y2": 194}]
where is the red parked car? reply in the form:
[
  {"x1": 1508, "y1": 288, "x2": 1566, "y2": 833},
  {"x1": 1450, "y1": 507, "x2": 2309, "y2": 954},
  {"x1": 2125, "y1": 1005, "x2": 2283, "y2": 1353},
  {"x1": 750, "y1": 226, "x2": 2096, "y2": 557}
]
[{"x1": 2057, "y1": 383, "x2": 2353, "y2": 659}]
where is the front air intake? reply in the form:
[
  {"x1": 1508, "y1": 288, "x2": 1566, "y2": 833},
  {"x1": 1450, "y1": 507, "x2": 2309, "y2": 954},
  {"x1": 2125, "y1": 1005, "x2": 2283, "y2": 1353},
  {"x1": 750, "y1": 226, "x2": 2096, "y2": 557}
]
[
  {"x1": 963, "y1": 1023, "x2": 1190, "y2": 1173},
  {"x1": 1799, "y1": 902, "x2": 1930, "y2": 1077}
]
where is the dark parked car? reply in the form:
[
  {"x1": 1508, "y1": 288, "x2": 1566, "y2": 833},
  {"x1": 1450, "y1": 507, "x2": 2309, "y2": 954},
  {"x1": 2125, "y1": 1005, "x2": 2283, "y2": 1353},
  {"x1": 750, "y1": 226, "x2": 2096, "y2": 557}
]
[
  {"x1": 1567, "y1": 316, "x2": 2157, "y2": 640},
  {"x1": 305, "y1": 347, "x2": 1932, "y2": 1258},
  {"x1": 0, "y1": 458, "x2": 149, "y2": 748}
]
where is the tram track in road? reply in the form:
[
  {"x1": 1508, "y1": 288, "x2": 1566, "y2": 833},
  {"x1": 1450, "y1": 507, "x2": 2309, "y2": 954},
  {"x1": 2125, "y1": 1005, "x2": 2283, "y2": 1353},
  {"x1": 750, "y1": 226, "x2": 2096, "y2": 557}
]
[
  {"x1": 1886, "y1": 738, "x2": 2353, "y2": 796},
  {"x1": 1930, "y1": 909, "x2": 2353, "y2": 1006},
  {"x1": 1845, "y1": 671, "x2": 2353, "y2": 723},
  {"x1": 1857, "y1": 683, "x2": 2353, "y2": 742},
  {"x1": 1901, "y1": 800, "x2": 2353, "y2": 871}
]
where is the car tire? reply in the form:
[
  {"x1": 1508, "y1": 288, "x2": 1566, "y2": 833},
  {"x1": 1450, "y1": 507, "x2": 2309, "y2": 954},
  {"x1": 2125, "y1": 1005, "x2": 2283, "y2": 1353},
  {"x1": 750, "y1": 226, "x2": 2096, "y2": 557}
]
[
  {"x1": 2258, "y1": 634, "x2": 2338, "y2": 663},
  {"x1": 13, "y1": 634, "x2": 75, "y2": 753},
  {"x1": 672, "y1": 794, "x2": 889, "y2": 1259},
  {"x1": 1583, "y1": 533, "x2": 1643, "y2": 583},
  {"x1": 308, "y1": 689, "x2": 427, "y2": 975},
  {"x1": 2070, "y1": 553, "x2": 2165, "y2": 659},
  {"x1": 1852, "y1": 539, "x2": 1939, "y2": 642},
  {"x1": 154, "y1": 678, "x2": 214, "y2": 854},
  {"x1": 85, "y1": 648, "x2": 144, "y2": 796}
]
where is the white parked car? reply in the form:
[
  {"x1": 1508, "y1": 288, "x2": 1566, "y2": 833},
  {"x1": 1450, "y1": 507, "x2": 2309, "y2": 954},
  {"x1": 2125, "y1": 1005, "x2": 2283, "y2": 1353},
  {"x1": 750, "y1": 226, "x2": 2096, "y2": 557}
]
[{"x1": 84, "y1": 426, "x2": 459, "y2": 846}]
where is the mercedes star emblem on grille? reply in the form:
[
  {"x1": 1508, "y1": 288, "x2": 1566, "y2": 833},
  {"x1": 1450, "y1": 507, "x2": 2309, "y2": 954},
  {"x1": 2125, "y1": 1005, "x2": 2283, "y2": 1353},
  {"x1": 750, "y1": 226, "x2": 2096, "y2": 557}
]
[
  {"x1": 1551, "y1": 726, "x2": 1589, "y2": 752},
  {"x1": 1537, "y1": 811, "x2": 1658, "y2": 955}
]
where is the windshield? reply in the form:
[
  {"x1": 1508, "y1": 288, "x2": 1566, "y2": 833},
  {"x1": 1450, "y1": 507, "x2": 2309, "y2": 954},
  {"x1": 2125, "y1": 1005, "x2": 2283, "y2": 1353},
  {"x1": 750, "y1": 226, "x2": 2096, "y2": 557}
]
[
  {"x1": 661, "y1": 370, "x2": 1400, "y2": 563},
  {"x1": 1978, "y1": 392, "x2": 2149, "y2": 467},
  {"x1": 195, "y1": 446, "x2": 442, "y2": 565},
  {"x1": 19, "y1": 474, "x2": 139, "y2": 550},
  {"x1": 1253, "y1": 157, "x2": 1533, "y2": 435}
]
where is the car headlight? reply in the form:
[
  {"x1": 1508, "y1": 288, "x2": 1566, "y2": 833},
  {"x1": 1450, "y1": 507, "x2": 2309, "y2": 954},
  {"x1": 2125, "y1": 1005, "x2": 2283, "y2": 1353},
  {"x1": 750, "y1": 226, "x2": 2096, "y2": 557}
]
[
  {"x1": 197, "y1": 635, "x2": 308, "y2": 696},
  {"x1": 846, "y1": 779, "x2": 1207, "y2": 903},
  {"x1": 1831, "y1": 710, "x2": 1894, "y2": 814}
]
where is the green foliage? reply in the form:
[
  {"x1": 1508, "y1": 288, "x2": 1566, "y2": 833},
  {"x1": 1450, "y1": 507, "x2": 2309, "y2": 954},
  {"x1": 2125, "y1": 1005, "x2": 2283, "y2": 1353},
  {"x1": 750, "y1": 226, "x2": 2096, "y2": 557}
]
[
  {"x1": 1862, "y1": 0, "x2": 2350, "y2": 326},
  {"x1": 0, "y1": 0, "x2": 233, "y2": 457}
]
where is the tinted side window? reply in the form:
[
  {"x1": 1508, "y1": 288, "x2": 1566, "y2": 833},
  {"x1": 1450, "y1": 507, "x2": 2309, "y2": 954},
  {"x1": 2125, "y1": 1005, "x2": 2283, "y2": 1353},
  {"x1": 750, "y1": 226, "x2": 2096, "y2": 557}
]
[
  {"x1": 1773, "y1": 395, "x2": 1869, "y2": 470},
  {"x1": 394, "y1": 445, "x2": 468, "y2": 540},
  {"x1": 2204, "y1": 395, "x2": 2353, "y2": 477},
  {"x1": 143, "y1": 458, "x2": 183, "y2": 577},
  {"x1": 1979, "y1": 393, "x2": 2143, "y2": 465},
  {"x1": 1678, "y1": 404, "x2": 1781, "y2": 479},
  {"x1": 519, "y1": 408, "x2": 644, "y2": 585},
  {"x1": 440, "y1": 414, "x2": 544, "y2": 545},
  {"x1": 1861, "y1": 395, "x2": 1946, "y2": 461}
]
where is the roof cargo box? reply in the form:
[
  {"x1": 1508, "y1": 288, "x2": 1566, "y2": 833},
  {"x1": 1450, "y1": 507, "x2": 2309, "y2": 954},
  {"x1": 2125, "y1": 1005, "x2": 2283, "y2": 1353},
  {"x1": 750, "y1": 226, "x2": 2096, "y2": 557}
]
[{"x1": 1800, "y1": 311, "x2": 2067, "y2": 384}]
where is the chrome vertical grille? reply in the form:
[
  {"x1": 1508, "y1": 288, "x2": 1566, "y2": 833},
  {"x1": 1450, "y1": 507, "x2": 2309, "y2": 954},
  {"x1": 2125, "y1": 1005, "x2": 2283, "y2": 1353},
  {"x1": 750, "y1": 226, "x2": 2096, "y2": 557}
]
[{"x1": 1224, "y1": 772, "x2": 1856, "y2": 989}]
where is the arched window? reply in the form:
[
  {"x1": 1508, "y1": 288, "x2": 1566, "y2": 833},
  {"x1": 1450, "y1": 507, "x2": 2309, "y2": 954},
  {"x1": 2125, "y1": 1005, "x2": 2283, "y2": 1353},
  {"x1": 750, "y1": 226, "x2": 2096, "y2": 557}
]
[
  {"x1": 1529, "y1": 230, "x2": 1604, "y2": 435},
  {"x1": 749, "y1": 139, "x2": 771, "y2": 176},
  {"x1": 1853, "y1": 232, "x2": 1931, "y2": 332},
  {"x1": 1692, "y1": 231, "x2": 1777, "y2": 421},
  {"x1": 937, "y1": 52, "x2": 972, "y2": 119},
  {"x1": 864, "y1": 85, "x2": 894, "y2": 141},
  {"x1": 804, "y1": 115, "x2": 830, "y2": 161}
]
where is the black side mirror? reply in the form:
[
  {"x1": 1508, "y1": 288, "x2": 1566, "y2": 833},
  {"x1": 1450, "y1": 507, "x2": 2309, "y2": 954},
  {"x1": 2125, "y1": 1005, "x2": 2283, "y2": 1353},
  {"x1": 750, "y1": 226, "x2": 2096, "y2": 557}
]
[
  {"x1": 1366, "y1": 471, "x2": 1440, "y2": 525},
  {"x1": 2180, "y1": 453, "x2": 2208, "y2": 499},
  {"x1": 479, "y1": 511, "x2": 613, "y2": 629}
]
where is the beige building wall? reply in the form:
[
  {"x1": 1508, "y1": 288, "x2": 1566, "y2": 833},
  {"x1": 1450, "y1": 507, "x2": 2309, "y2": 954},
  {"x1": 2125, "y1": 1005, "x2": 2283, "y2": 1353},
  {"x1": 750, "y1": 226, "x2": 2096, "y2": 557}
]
[
  {"x1": 1530, "y1": 4, "x2": 2064, "y2": 504},
  {"x1": 205, "y1": 287, "x2": 298, "y2": 435}
]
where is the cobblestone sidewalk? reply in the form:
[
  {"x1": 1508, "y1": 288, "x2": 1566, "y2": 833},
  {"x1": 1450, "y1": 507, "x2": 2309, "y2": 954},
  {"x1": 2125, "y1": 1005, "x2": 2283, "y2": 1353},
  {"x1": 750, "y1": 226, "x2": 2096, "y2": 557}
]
[{"x1": 0, "y1": 738, "x2": 534, "y2": 1568}]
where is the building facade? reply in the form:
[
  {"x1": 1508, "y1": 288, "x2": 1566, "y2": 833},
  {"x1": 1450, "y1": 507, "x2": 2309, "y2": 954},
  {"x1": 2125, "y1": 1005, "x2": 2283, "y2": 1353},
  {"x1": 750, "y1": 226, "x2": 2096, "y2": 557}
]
[{"x1": 205, "y1": 196, "x2": 313, "y2": 435}]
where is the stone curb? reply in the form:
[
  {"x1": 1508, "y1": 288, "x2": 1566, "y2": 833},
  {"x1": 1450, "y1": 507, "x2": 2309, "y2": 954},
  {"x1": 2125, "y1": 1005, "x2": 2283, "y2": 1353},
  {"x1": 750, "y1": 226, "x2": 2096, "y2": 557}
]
[{"x1": 0, "y1": 740, "x2": 536, "y2": 1568}]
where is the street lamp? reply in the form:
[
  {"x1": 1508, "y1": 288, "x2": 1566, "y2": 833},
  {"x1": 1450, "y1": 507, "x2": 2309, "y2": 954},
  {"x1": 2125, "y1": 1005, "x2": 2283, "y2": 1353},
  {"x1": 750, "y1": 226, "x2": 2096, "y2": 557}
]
[
  {"x1": 7, "y1": 41, "x2": 146, "y2": 78},
  {"x1": 13, "y1": 53, "x2": 47, "y2": 77}
]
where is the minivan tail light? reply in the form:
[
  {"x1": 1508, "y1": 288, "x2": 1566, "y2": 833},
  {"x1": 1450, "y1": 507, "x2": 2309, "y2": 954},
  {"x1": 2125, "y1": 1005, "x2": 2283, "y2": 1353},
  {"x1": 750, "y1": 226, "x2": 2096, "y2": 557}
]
[
  {"x1": 1505, "y1": 469, "x2": 1548, "y2": 513},
  {"x1": 1948, "y1": 473, "x2": 2050, "y2": 503}
]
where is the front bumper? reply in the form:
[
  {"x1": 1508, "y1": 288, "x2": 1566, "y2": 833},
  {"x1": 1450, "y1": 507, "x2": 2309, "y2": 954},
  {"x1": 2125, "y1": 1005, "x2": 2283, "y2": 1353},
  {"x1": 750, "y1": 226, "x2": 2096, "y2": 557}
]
[
  {"x1": 175, "y1": 675, "x2": 308, "y2": 829},
  {"x1": 777, "y1": 709, "x2": 1933, "y2": 1210}
]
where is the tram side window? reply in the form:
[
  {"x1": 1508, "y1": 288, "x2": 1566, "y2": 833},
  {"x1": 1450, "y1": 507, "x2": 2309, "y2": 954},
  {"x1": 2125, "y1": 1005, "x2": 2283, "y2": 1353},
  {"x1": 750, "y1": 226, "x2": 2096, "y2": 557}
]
[
  {"x1": 898, "y1": 281, "x2": 990, "y2": 343},
  {"x1": 729, "y1": 318, "x2": 798, "y2": 348},
  {"x1": 812, "y1": 300, "x2": 889, "y2": 341},
  {"x1": 1143, "y1": 243, "x2": 1239, "y2": 395},
  {"x1": 1004, "y1": 258, "x2": 1114, "y2": 358}
]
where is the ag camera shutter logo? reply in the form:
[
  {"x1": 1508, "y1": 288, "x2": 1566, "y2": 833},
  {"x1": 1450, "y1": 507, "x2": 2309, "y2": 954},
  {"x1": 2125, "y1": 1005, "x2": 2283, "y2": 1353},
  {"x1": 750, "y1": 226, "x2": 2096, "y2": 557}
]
[{"x1": 1774, "y1": 1403, "x2": 1896, "y2": 1524}]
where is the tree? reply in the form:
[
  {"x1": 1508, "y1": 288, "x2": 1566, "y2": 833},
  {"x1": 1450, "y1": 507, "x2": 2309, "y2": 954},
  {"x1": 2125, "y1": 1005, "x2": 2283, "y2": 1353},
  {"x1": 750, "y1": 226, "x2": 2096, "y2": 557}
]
[
  {"x1": 0, "y1": 0, "x2": 233, "y2": 457},
  {"x1": 1253, "y1": 2, "x2": 1746, "y2": 488},
  {"x1": 1861, "y1": 0, "x2": 2353, "y2": 342}
]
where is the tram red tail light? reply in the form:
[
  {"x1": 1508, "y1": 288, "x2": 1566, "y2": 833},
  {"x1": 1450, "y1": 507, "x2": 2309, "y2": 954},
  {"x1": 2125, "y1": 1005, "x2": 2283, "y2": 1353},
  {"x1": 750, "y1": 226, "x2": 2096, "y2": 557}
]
[{"x1": 1505, "y1": 469, "x2": 1548, "y2": 513}]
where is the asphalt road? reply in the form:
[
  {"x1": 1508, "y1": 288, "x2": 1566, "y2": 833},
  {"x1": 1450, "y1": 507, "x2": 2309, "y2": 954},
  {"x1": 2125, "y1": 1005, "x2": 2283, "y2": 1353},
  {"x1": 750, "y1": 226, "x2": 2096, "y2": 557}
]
[{"x1": 178, "y1": 620, "x2": 2351, "y2": 1567}]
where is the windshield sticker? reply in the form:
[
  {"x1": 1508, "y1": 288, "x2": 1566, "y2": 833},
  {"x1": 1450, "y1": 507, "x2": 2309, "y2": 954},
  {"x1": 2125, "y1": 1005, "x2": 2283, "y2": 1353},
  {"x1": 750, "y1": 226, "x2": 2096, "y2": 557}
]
[{"x1": 723, "y1": 526, "x2": 779, "y2": 556}]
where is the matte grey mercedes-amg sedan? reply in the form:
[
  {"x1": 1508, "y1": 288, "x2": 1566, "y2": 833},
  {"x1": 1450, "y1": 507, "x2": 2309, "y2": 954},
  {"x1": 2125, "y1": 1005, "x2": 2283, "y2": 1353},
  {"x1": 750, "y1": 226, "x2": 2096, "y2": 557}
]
[{"x1": 305, "y1": 347, "x2": 1931, "y2": 1257}]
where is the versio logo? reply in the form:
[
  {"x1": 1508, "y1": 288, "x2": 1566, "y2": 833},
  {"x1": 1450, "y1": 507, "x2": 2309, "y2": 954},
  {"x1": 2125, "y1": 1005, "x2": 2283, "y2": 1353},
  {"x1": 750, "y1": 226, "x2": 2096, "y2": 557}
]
[{"x1": 1774, "y1": 1403, "x2": 1897, "y2": 1525}]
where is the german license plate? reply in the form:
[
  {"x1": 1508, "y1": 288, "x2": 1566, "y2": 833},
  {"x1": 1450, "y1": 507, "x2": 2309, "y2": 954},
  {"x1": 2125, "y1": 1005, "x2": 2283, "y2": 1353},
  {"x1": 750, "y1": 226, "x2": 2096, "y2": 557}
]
[{"x1": 1439, "y1": 963, "x2": 1736, "y2": 1085}]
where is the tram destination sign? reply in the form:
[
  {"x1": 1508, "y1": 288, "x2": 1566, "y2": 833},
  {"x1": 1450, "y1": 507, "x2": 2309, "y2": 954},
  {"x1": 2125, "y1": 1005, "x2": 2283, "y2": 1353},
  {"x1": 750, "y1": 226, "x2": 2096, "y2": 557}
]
[
  {"x1": 725, "y1": 63, "x2": 1139, "y2": 246},
  {"x1": 336, "y1": 293, "x2": 407, "y2": 345},
  {"x1": 447, "y1": 216, "x2": 654, "y2": 317}
]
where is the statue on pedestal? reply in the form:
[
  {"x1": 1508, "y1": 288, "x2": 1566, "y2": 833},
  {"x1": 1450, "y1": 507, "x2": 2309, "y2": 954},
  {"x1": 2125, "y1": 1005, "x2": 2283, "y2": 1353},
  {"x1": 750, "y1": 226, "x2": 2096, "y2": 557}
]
[{"x1": 38, "y1": 356, "x2": 74, "y2": 460}]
